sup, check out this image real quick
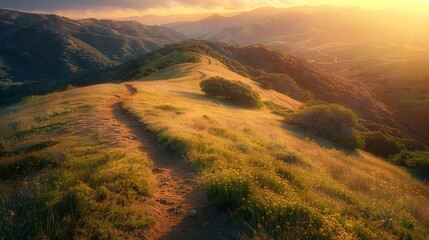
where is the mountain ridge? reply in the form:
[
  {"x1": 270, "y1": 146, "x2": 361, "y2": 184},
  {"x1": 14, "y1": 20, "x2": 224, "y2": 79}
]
[{"x1": 0, "y1": 8, "x2": 185, "y2": 82}]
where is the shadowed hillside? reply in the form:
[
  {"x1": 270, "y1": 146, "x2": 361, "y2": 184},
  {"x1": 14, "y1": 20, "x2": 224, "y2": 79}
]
[{"x1": 0, "y1": 8, "x2": 185, "y2": 105}]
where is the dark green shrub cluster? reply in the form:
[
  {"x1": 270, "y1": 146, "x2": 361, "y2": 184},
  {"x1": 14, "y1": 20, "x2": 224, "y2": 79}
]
[
  {"x1": 288, "y1": 104, "x2": 364, "y2": 149},
  {"x1": 200, "y1": 77, "x2": 261, "y2": 109},
  {"x1": 390, "y1": 150, "x2": 429, "y2": 179},
  {"x1": 362, "y1": 131, "x2": 404, "y2": 158}
]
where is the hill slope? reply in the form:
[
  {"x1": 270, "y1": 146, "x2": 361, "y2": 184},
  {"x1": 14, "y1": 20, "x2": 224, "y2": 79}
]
[
  {"x1": 83, "y1": 40, "x2": 429, "y2": 147},
  {"x1": 164, "y1": 8, "x2": 429, "y2": 143},
  {"x1": 0, "y1": 8, "x2": 185, "y2": 82},
  {"x1": 139, "y1": 41, "x2": 400, "y2": 130},
  {"x1": 1, "y1": 51, "x2": 429, "y2": 239},
  {"x1": 0, "y1": 8, "x2": 186, "y2": 106}
]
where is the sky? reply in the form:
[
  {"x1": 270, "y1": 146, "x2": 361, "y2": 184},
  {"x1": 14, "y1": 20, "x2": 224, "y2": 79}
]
[{"x1": 1, "y1": 0, "x2": 429, "y2": 19}]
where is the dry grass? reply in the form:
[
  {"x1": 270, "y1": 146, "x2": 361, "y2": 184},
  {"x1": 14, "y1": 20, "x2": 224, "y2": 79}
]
[
  {"x1": 119, "y1": 59, "x2": 429, "y2": 238},
  {"x1": 1, "y1": 55, "x2": 428, "y2": 239}
]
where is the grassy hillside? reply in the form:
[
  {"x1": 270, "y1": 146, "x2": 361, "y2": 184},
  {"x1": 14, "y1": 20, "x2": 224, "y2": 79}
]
[
  {"x1": 165, "y1": 7, "x2": 429, "y2": 144},
  {"x1": 91, "y1": 40, "x2": 390, "y2": 122},
  {"x1": 77, "y1": 40, "x2": 427, "y2": 151},
  {"x1": 2, "y1": 49, "x2": 428, "y2": 239},
  {"x1": 0, "y1": 85, "x2": 154, "y2": 238},
  {"x1": 150, "y1": 41, "x2": 406, "y2": 131},
  {"x1": 124, "y1": 74, "x2": 429, "y2": 239}
]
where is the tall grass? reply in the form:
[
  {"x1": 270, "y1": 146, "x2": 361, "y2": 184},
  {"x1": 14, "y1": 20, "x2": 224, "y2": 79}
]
[
  {"x1": 123, "y1": 79, "x2": 429, "y2": 239},
  {"x1": 0, "y1": 84, "x2": 154, "y2": 239}
]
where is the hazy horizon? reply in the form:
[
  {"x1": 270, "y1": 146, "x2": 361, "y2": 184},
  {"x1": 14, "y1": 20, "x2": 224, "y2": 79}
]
[{"x1": 1, "y1": 0, "x2": 429, "y2": 20}]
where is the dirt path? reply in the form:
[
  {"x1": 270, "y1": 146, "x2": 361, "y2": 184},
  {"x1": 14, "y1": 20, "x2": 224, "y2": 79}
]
[{"x1": 103, "y1": 84, "x2": 237, "y2": 240}]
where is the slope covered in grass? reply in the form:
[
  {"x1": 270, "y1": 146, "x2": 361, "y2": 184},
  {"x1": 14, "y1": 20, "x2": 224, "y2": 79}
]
[
  {"x1": 122, "y1": 76, "x2": 429, "y2": 239},
  {"x1": 1, "y1": 40, "x2": 428, "y2": 239},
  {"x1": 99, "y1": 53, "x2": 428, "y2": 238},
  {"x1": 0, "y1": 85, "x2": 154, "y2": 239}
]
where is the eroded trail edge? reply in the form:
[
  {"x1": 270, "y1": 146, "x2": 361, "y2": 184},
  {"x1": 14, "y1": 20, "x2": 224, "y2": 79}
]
[{"x1": 109, "y1": 84, "x2": 237, "y2": 240}]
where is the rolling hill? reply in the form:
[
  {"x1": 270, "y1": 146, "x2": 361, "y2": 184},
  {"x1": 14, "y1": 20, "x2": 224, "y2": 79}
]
[
  {"x1": 132, "y1": 41, "x2": 405, "y2": 131},
  {"x1": 0, "y1": 8, "x2": 185, "y2": 105},
  {"x1": 1, "y1": 45, "x2": 429, "y2": 239},
  {"x1": 164, "y1": 7, "x2": 429, "y2": 144}
]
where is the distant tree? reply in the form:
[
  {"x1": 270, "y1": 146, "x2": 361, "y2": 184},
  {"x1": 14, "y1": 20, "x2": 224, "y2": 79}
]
[
  {"x1": 288, "y1": 104, "x2": 364, "y2": 149},
  {"x1": 200, "y1": 77, "x2": 261, "y2": 109}
]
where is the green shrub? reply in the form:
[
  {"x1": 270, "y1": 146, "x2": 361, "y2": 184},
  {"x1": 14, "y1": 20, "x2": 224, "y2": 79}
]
[
  {"x1": 362, "y1": 131, "x2": 404, "y2": 158},
  {"x1": 200, "y1": 77, "x2": 261, "y2": 109},
  {"x1": 288, "y1": 104, "x2": 364, "y2": 149},
  {"x1": 390, "y1": 150, "x2": 429, "y2": 179}
]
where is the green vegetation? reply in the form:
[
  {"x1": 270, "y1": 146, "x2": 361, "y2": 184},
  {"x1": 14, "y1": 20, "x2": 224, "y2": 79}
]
[
  {"x1": 362, "y1": 131, "x2": 404, "y2": 158},
  {"x1": 288, "y1": 104, "x2": 364, "y2": 149},
  {"x1": 2, "y1": 36, "x2": 429, "y2": 239},
  {"x1": 160, "y1": 40, "x2": 397, "y2": 129},
  {"x1": 391, "y1": 151, "x2": 429, "y2": 180},
  {"x1": 123, "y1": 80, "x2": 429, "y2": 239},
  {"x1": 134, "y1": 52, "x2": 196, "y2": 79},
  {"x1": 0, "y1": 85, "x2": 154, "y2": 239},
  {"x1": 200, "y1": 77, "x2": 261, "y2": 109}
]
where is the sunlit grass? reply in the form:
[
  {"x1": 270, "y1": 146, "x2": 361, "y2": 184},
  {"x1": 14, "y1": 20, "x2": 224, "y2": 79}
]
[
  {"x1": 1, "y1": 54, "x2": 428, "y2": 239},
  {"x1": 123, "y1": 75, "x2": 429, "y2": 239},
  {"x1": 0, "y1": 85, "x2": 154, "y2": 239}
]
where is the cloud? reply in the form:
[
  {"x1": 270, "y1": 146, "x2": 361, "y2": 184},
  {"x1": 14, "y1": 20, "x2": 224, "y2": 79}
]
[{"x1": 0, "y1": 0, "x2": 249, "y2": 11}]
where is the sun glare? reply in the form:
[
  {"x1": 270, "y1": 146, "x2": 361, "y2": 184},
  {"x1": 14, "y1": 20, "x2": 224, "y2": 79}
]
[{"x1": 28, "y1": 0, "x2": 429, "y2": 19}]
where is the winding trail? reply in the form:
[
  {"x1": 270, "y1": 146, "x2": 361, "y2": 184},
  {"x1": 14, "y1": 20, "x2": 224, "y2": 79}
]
[{"x1": 104, "y1": 84, "x2": 237, "y2": 240}]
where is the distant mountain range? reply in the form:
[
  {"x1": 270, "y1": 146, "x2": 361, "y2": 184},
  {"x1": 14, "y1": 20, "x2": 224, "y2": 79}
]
[
  {"x1": 117, "y1": 12, "x2": 241, "y2": 25},
  {"x1": 0, "y1": 8, "x2": 185, "y2": 83},
  {"x1": 165, "y1": 6, "x2": 429, "y2": 48}
]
